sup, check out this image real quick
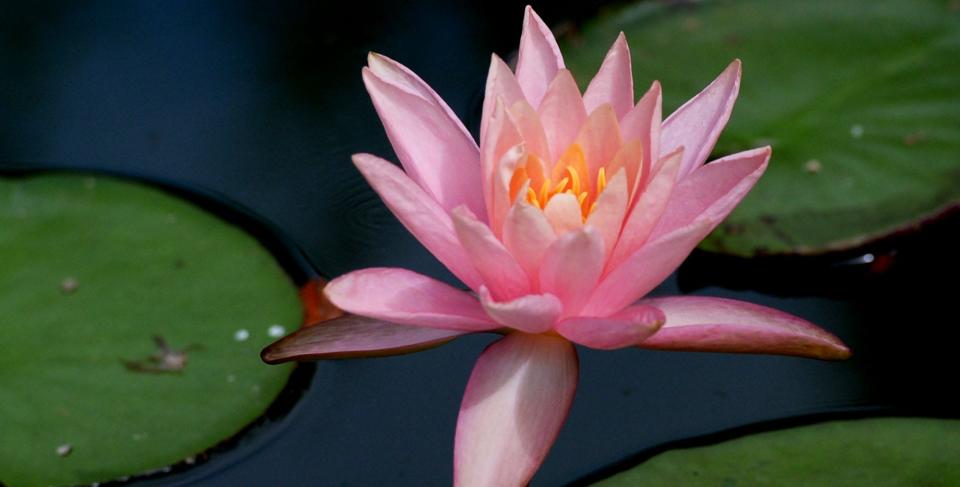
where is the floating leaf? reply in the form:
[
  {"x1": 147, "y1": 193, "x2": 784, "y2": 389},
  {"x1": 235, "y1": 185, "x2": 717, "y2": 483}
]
[
  {"x1": 564, "y1": 0, "x2": 960, "y2": 255},
  {"x1": 0, "y1": 174, "x2": 299, "y2": 486},
  {"x1": 595, "y1": 417, "x2": 960, "y2": 486}
]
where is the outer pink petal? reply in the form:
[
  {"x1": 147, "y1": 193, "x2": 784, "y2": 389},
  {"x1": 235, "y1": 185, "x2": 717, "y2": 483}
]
[
  {"x1": 362, "y1": 67, "x2": 486, "y2": 219},
  {"x1": 661, "y1": 59, "x2": 742, "y2": 179},
  {"x1": 554, "y1": 304, "x2": 665, "y2": 350},
  {"x1": 353, "y1": 154, "x2": 482, "y2": 290},
  {"x1": 481, "y1": 54, "x2": 527, "y2": 142},
  {"x1": 607, "y1": 147, "x2": 683, "y2": 271},
  {"x1": 540, "y1": 226, "x2": 605, "y2": 317},
  {"x1": 583, "y1": 32, "x2": 634, "y2": 120},
  {"x1": 481, "y1": 100, "x2": 525, "y2": 231},
  {"x1": 649, "y1": 146, "x2": 770, "y2": 241},
  {"x1": 620, "y1": 81, "x2": 662, "y2": 185},
  {"x1": 582, "y1": 220, "x2": 712, "y2": 316},
  {"x1": 503, "y1": 200, "x2": 557, "y2": 283},
  {"x1": 367, "y1": 53, "x2": 473, "y2": 143},
  {"x1": 325, "y1": 268, "x2": 497, "y2": 331},
  {"x1": 261, "y1": 314, "x2": 467, "y2": 363},
  {"x1": 576, "y1": 104, "x2": 624, "y2": 177},
  {"x1": 584, "y1": 169, "x2": 629, "y2": 260},
  {"x1": 454, "y1": 333, "x2": 578, "y2": 487},
  {"x1": 638, "y1": 296, "x2": 852, "y2": 360},
  {"x1": 515, "y1": 6, "x2": 565, "y2": 108},
  {"x1": 452, "y1": 207, "x2": 530, "y2": 301},
  {"x1": 538, "y1": 70, "x2": 588, "y2": 160},
  {"x1": 478, "y1": 287, "x2": 562, "y2": 334}
]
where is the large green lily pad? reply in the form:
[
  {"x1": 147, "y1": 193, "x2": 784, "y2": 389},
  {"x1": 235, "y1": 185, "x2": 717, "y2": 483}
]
[
  {"x1": 595, "y1": 417, "x2": 960, "y2": 486},
  {"x1": 0, "y1": 174, "x2": 299, "y2": 486},
  {"x1": 564, "y1": 0, "x2": 960, "y2": 255}
]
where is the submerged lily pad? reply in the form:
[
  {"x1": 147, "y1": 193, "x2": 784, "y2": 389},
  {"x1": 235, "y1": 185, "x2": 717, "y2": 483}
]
[
  {"x1": 595, "y1": 417, "x2": 960, "y2": 486},
  {"x1": 564, "y1": 0, "x2": 960, "y2": 255},
  {"x1": 0, "y1": 174, "x2": 299, "y2": 486}
]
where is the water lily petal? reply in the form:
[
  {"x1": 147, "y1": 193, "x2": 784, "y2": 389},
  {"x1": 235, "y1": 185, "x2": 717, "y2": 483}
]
[
  {"x1": 454, "y1": 333, "x2": 578, "y2": 487},
  {"x1": 542, "y1": 192, "x2": 583, "y2": 236},
  {"x1": 583, "y1": 32, "x2": 634, "y2": 119},
  {"x1": 555, "y1": 304, "x2": 665, "y2": 350},
  {"x1": 585, "y1": 169, "x2": 629, "y2": 260},
  {"x1": 540, "y1": 227, "x2": 605, "y2": 317},
  {"x1": 607, "y1": 147, "x2": 683, "y2": 271},
  {"x1": 508, "y1": 100, "x2": 553, "y2": 163},
  {"x1": 362, "y1": 67, "x2": 486, "y2": 219},
  {"x1": 538, "y1": 69, "x2": 588, "y2": 161},
  {"x1": 583, "y1": 220, "x2": 712, "y2": 316},
  {"x1": 661, "y1": 59, "x2": 741, "y2": 179},
  {"x1": 353, "y1": 154, "x2": 482, "y2": 290},
  {"x1": 576, "y1": 104, "x2": 624, "y2": 177},
  {"x1": 452, "y1": 206, "x2": 530, "y2": 301},
  {"x1": 649, "y1": 146, "x2": 770, "y2": 241},
  {"x1": 638, "y1": 296, "x2": 851, "y2": 360},
  {"x1": 261, "y1": 314, "x2": 467, "y2": 363},
  {"x1": 515, "y1": 6, "x2": 565, "y2": 108},
  {"x1": 620, "y1": 81, "x2": 662, "y2": 185},
  {"x1": 367, "y1": 52, "x2": 473, "y2": 143},
  {"x1": 482, "y1": 100, "x2": 525, "y2": 232},
  {"x1": 478, "y1": 287, "x2": 562, "y2": 334},
  {"x1": 325, "y1": 267, "x2": 497, "y2": 331},
  {"x1": 503, "y1": 200, "x2": 557, "y2": 282},
  {"x1": 481, "y1": 54, "x2": 527, "y2": 141}
]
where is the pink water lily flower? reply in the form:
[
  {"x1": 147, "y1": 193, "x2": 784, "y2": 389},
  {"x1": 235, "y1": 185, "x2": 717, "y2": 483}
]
[{"x1": 264, "y1": 6, "x2": 850, "y2": 486}]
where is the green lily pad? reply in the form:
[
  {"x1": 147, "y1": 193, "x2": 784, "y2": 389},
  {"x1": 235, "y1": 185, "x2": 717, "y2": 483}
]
[
  {"x1": 564, "y1": 0, "x2": 960, "y2": 256},
  {"x1": 595, "y1": 417, "x2": 960, "y2": 486},
  {"x1": 0, "y1": 174, "x2": 299, "y2": 486}
]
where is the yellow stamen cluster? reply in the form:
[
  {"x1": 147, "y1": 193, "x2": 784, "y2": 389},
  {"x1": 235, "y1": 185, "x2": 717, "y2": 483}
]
[{"x1": 510, "y1": 144, "x2": 609, "y2": 220}]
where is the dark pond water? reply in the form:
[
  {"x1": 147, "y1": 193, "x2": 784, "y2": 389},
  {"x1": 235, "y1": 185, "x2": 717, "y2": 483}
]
[{"x1": 1, "y1": 1, "x2": 957, "y2": 485}]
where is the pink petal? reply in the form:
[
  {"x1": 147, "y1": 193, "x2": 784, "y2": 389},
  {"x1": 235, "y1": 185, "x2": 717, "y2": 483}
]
[
  {"x1": 583, "y1": 221, "x2": 712, "y2": 316},
  {"x1": 583, "y1": 32, "x2": 634, "y2": 120},
  {"x1": 554, "y1": 304, "x2": 665, "y2": 350},
  {"x1": 515, "y1": 6, "x2": 565, "y2": 109},
  {"x1": 607, "y1": 147, "x2": 683, "y2": 271},
  {"x1": 584, "y1": 169, "x2": 629, "y2": 260},
  {"x1": 508, "y1": 100, "x2": 553, "y2": 162},
  {"x1": 454, "y1": 333, "x2": 578, "y2": 487},
  {"x1": 481, "y1": 100, "x2": 525, "y2": 231},
  {"x1": 542, "y1": 192, "x2": 583, "y2": 236},
  {"x1": 367, "y1": 53, "x2": 473, "y2": 143},
  {"x1": 480, "y1": 54, "x2": 527, "y2": 142},
  {"x1": 353, "y1": 154, "x2": 482, "y2": 290},
  {"x1": 478, "y1": 287, "x2": 562, "y2": 334},
  {"x1": 362, "y1": 67, "x2": 486, "y2": 219},
  {"x1": 452, "y1": 206, "x2": 531, "y2": 301},
  {"x1": 540, "y1": 226, "x2": 605, "y2": 317},
  {"x1": 261, "y1": 314, "x2": 467, "y2": 363},
  {"x1": 638, "y1": 296, "x2": 852, "y2": 360},
  {"x1": 620, "y1": 81, "x2": 662, "y2": 186},
  {"x1": 649, "y1": 146, "x2": 770, "y2": 241},
  {"x1": 538, "y1": 69, "x2": 588, "y2": 161},
  {"x1": 503, "y1": 200, "x2": 557, "y2": 282},
  {"x1": 576, "y1": 104, "x2": 624, "y2": 177},
  {"x1": 325, "y1": 267, "x2": 497, "y2": 331},
  {"x1": 661, "y1": 59, "x2": 741, "y2": 179}
]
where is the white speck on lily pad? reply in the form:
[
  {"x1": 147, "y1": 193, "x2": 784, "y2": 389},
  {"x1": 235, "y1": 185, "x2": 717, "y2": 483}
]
[
  {"x1": 226, "y1": 373, "x2": 236, "y2": 383},
  {"x1": 850, "y1": 124, "x2": 864, "y2": 138},
  {"x1": 267, "y1": 324, "x2": 286, "y2": 337},
  {"x1": 56, "y1": 443, "x2": 72, "y2": 457},
  {"x1": 233, "y1": 329, "x2": 250, "y2": 342},
  {"x1": 132, "y1": 432, "x2": 147, "y2": 441}
]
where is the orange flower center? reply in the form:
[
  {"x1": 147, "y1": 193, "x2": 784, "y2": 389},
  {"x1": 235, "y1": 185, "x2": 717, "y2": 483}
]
[{"x1": 508, "y1": 144, "x2": 608, "y2": 220}]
